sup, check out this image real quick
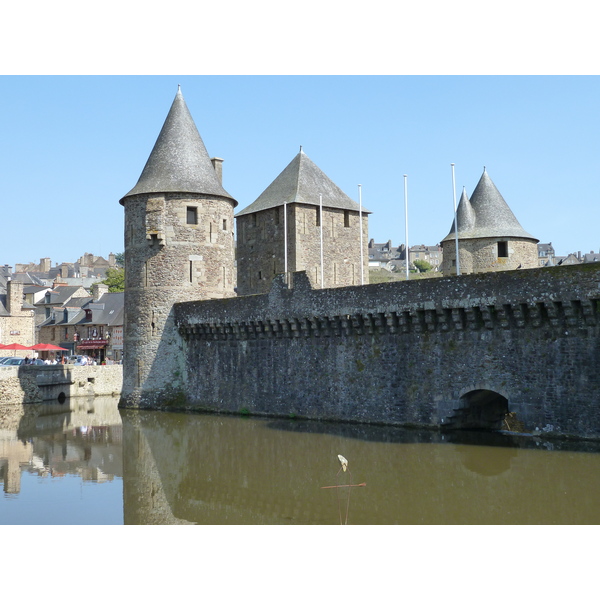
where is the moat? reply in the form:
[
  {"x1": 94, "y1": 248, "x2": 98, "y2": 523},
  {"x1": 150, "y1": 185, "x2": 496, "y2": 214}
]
[{"x1": 2, "y1": 396, "x2": 600, "y2": 525}]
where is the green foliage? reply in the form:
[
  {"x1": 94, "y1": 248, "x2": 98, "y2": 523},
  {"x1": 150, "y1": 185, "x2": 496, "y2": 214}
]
[
  {"x1": 100, "y1": 267, "x2": 125, "y2": 292},
  {"x1": 413, "y1": 259, "x2": 433, "y2": 273},
  {"x1": 114, "y1": 252, "x2": 125, "y2": 267}
]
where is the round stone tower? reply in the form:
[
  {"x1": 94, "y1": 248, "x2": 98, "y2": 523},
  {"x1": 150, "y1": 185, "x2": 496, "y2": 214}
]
[
  {"x1": 441, "y1": 169, "x2": 538, "y2": 275},
  {"x1": 119, "y1": 88, "x2": 237, "y2": 409}
]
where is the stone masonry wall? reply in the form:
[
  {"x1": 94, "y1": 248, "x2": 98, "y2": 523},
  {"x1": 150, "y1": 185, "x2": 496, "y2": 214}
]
[
  {"x1": 174, "y1": 263, "x2": 600, "y2": 439},
  {"x1": 236, "y1": 205, "x2": 369, "y2": 295},
  {"x1": 0, "y1": 364, "x2": 122, "y2": 405},
  {"x1": 442, "y1": 237, "x2": 538, "y2": 275},
  {"x1": 121, "y1": 192, "x2": 236, "y2": 408}
]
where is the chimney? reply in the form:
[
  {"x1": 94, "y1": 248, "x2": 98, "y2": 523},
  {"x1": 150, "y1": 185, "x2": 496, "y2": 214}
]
[
  {"x1": 93, "y1": 283, "x2": 109, "y2": 301},
  {"x1": 211, "y1": 157, "x2": 224, "y2": 184},
  {"x1": 7, "y1": 279, "x2": 24, "y2": 314}
]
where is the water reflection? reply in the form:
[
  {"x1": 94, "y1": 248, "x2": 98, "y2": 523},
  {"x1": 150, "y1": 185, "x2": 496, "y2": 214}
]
[
  {"x1": 2, "y1": 399, "x2": 600, "y2": 524},
  {"x1": 1, "y1": 396, "x2": 122, "y2": 496},
  {"x1": 121, "y1": 411, "x2": 600, "y2": 525}
]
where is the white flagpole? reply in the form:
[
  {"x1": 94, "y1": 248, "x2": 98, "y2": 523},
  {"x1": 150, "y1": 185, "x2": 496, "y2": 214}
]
[
  {"x1": 358, "y1": 184, "x2": 364, "y2": 285},
  {"x1": 451, "y1": 163, "x2": 460, "y2": 276},
  {"x1": 319, "y1": 194, "x2": 324, "y2": 288},
  {"x1": 404, "y1": 174, "x2": 409, "y2": 281},
  {"x1": 284, "y1": 201, "x2": 288, "y2": 280}
]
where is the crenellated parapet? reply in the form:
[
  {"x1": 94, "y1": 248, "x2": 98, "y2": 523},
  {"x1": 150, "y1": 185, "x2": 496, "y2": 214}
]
[
  {"x1": 178, "y1": 298, "x2": 599, "y2": 341},
  {"x1": 176, "y1": 265, "x2": 600, "y2": 342}
]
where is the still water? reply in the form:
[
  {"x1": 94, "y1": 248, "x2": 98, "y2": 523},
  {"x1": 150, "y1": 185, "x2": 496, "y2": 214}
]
[{"x1": 2, "y1": 396, "x2": 600, "y2": 525}]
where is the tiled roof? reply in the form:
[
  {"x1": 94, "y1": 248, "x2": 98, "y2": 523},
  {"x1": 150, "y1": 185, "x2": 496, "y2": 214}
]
[
  {"x1": 236, "y1": 150, "x2": 370, "y2": 217},
  {"x1": 442, "y1": 170, "x2": 538, "y2": 243},
  {"x1": 120, "y1": 88, "x2": 236, "y2": 205}
]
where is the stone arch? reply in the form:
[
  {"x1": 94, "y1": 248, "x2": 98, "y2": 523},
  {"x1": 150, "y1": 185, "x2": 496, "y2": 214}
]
[{"x1": 443, "y1": 388, "x2": 510, "y2": 431}]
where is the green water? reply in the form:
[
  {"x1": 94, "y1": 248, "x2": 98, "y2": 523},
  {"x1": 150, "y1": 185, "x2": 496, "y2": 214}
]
[{"x1": 2, "y1": 396, "x2": 600, "y2": 525}]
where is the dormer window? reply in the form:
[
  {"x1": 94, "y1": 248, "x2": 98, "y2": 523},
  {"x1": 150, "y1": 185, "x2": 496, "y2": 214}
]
[{"x1": 85, "y1": 309, "x2": 92, "y2": 320}]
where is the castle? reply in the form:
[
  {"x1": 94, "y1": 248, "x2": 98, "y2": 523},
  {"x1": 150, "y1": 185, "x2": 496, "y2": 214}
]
[
  {"x1": 2, "y1": 87, "x2": 597, "y2": 438},
  {"x1": 119, "y1": 88, "x2": 370, "y2": 407}
]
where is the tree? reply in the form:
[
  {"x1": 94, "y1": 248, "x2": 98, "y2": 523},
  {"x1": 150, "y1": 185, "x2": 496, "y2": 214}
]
[
  {"x1": 99, "y1": 267, "x2": 125, "y2": 292},
  {"x1": 413, "y1": 259, "x2": 433, "y2": 273},
  {"x1": 114, "y1": 252, "x2": 125, "y2": 267}
]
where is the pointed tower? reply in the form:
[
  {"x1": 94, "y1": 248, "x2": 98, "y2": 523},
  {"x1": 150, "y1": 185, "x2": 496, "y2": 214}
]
[
  {"x1": 119, "y1": 88, "x2": 237, "y2": 408},
  {"x1": 235, "y1": 149, "x2": 370, "y2": 294},
  {"x1": 440, "y1": 170, "x2": 538, "y2": 275}
]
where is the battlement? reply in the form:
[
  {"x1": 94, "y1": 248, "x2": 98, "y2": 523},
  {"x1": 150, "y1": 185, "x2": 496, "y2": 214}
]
[{"x1": 176, "y1": 264, "x2": 600, "y2": 340}]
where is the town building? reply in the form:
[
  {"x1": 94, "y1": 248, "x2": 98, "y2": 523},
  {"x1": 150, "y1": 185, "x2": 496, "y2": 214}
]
[
  {"x1": 440, "y1": 170, "x2": 539, "y2": 275},
  {"x1": 368, "y1": 239, "x2": 405, "y2": 270},
  {"x1": 37, "y1": 284, "x2": 124, "y2": 362},
  {"x1": 538, "y1": 242, "x2": 556, "y2": 267},
  {"x1": 408, "y1": 244, "x2": 443, "y2": 271},
  {"x1": 235, "y1": 149, "x2": 370, "y2": 295},
  {"x1": 0, "y1": 279, "x2": 36, "y2": 353}
]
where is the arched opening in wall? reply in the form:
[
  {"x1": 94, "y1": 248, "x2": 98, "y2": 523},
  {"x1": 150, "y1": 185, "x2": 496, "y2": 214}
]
[
  {"x1": 57, "y1": 392, "x2": 66, "y2": 404},
  {"x1": 443, "y1": 389, "x2": 515, "y2": 431}
]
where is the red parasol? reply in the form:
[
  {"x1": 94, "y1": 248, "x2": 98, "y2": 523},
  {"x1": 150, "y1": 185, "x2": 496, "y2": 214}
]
[
  {"x1": 0, "y1": 342, "x2": 32, "y2": 355},
  {"x1": 29, "y1": 343, "x2": 69, "y2": 352}
]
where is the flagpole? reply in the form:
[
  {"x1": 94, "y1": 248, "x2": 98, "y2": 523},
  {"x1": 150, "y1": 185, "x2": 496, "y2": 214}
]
[
  {"x1": 404, "y1": 174, "x2": 409, "y2": 281},
  {"x1": 283, "y1": 202, "x2": 288, "y2": 283},
  {"x1": 451, "y1": 163, "x2": 460, "y2": 276},
  {"x1": 358, "y1": 184, "x2": 364, "y2": 285},
  {"x1": 319, "y1": 194, "x2": 324, "y2": 289}
]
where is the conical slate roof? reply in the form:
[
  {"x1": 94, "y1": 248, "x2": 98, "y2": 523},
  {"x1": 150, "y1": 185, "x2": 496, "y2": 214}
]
[
  {"x1": 120, "y1": 88, "x2": 236, "y2": 205},
  {"x1": 442, "y1": 170, "x2": 537, "y2": 242},
  {"x1": 236, "y1": 149, "x2": 370, "y2": 216}
]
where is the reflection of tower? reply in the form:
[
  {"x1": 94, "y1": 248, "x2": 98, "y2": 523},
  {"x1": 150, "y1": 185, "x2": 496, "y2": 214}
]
[
  {"x1": 0, "y1": 438, "x2": 33, "y2": 494},
  {"x1": 119, "y1": 88, "x2": 237, "y2": 408}
]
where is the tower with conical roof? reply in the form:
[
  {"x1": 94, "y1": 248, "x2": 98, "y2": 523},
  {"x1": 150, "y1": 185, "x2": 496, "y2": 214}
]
[
  {"x1": 440, "y1": 170, "x2": 538, "y2": 275},
  {"x1": 119, "y1": 88, "x2": 237, "y2": 408},
  {"x1": 235, "y1": 149, "x2": 370, "y2": 294}
]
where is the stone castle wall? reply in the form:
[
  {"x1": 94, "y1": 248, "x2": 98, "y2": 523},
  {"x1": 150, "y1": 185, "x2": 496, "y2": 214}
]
[
  {"x1": 0, "y1": 364, "x2": 123, "y2": 405},
  {"x1": 174, "y1": 263, "x2": 600, "y2": 438},
  {"x1": 236, "y1": 205, "x2": 369, "y2": 295}
]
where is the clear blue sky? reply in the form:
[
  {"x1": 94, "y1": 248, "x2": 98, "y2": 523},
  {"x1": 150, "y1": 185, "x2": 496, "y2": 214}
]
[{"x1": 1, "y1": 75, "x2": 598, "y2": 268}]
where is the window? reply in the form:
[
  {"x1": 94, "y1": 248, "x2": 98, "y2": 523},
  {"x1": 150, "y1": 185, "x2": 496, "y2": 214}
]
[
  {"x1": 344, "y1": 211, "x2": 350, "y2": 227},
  {"x1": 498, "y1": 241, "x2": 508, "y2": 258},
  {"x1": 316, "y1": 207, "x2": 321, "y2": 227},
  {"x1": 222, "y1": 219, "x2": 228, "y2": 231},
  {"x1": 186, "y1": 206, "x2": 198, "y2": 225}
]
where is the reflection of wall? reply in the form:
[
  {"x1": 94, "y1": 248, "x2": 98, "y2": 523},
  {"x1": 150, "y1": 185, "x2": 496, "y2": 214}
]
[{"x1": 120, "y1": 411, "x2": 600, "y2": 525}]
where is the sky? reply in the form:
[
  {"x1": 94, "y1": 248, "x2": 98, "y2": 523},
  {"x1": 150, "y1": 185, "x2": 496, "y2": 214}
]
[{"x1": 1, "y1": 74, "x2": 598, "y2": 269}]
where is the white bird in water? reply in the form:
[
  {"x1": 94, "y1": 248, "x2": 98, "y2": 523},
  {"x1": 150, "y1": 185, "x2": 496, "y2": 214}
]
[{"x1": 338, "y1": 455, "x2": 348, "y2": 472}]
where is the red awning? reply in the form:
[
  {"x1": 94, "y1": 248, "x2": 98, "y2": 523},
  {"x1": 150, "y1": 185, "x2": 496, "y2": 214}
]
[{"x1": 77, "y1": 340, "x2": 109, "y2": 350}]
